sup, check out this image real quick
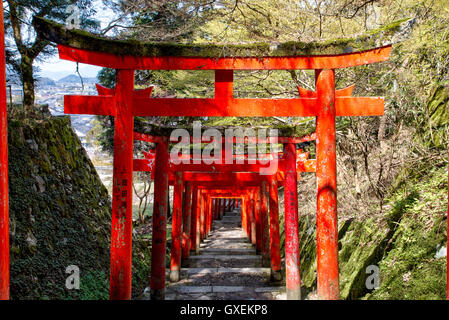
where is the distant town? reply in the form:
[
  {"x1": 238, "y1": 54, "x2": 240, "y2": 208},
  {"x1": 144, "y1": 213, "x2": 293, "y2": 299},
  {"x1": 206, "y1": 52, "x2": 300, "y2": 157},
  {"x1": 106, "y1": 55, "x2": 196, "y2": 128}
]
[{"x1": 7, "y1": 74, "x2": 115, "y2": 193}]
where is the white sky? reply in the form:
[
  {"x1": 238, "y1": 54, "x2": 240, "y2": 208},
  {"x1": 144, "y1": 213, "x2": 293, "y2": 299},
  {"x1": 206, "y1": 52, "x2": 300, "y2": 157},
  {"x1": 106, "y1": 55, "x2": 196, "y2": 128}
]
[{"x1": 36, "y1": 1, "x2": 117, "y2": 81}]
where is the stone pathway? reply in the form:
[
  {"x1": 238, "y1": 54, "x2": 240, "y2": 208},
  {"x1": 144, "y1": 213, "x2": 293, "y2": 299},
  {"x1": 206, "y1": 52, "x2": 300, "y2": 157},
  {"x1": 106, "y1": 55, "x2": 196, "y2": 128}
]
[{"x1": 161, "y1": 208, "x2": 286, "y2": 300}]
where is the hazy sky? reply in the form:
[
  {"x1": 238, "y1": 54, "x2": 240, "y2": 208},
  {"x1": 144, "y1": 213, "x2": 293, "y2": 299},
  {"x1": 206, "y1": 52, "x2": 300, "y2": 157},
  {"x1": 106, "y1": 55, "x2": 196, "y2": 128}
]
[{"x1": 36, "y1": 1, "x2": 116, "y2": 81}]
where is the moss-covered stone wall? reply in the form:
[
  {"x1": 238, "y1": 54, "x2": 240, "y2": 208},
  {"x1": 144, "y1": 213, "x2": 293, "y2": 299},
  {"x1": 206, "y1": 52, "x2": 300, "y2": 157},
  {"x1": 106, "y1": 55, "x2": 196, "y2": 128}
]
[
  {"x1": 8, "y1": 113, "x2": 112, "y2": 299},
  {"x1": 293, "y1": 163, "x2": 447, "y2": 300}
]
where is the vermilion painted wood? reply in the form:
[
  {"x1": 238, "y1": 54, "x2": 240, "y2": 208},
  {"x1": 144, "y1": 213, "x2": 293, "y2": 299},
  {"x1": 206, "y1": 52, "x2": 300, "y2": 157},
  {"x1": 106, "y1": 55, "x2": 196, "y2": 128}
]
[
  {"x1": 65, "y1": 95, "x2": 115, "y2": 115},
  {"x1": 255, "y1": 190, "x2": 262, "y2": 253},
  {"x1": 54, "y1": 40, "x2": 391, "y2": 302},
  {"x1": 198, "y1": 190, "x2": 204, "y2": 249},
  {"x1": 96, "y1": 83, "x2": 154, "y2": 98},
  {"x1": 243, "y1": 193, "x2": 249, "y2": 239},
  {"x1": 58, "y1": 44, "x2": 392, "y2": 70},
  {"x1": 182, "y1": 182, "x2": 192, "y2": 259},
  {"x1": 205, "y1": 195, "x2": 209, "y2": 237},
  {"x1": 250, "y1": 191, "x2": 257, "y2": 246},
  {"x1": 175, "y1": 133, "x2": 316, "y2": 145},
  {"x1": 260, "y1": 181, "x2": 270, "y2": 267},
  {"x1": 210, "y1": 198, "x2": 215, "y2": 221},
  {"x1": 197, "y1": 186, "x2": 258, "y2": 193},
  {"x1": 215, "y1": 69, "x2": 233, "y2": 101},
  {"x1": 109, "y1": 70, "x2": 134, "y2": 300},
  {"x1": 190, "y1": 185, "x2": 198, "y2": 252},
  {"x1": 133, "y1": 158, "x2": 316, "y2": 176},
  {"x1": 198, "y1": 192, "x2": 204, "y2": 242},
  {"x1": 208, "y1": 197, "x2": 213, "y2": 233},
  {"x1": 298, "y1": 84, "x2": 354, "y2": 97},
  {"x1": 170, "y1": 172, "x2": 183, "y2": 282},
  {"x1": 208, "y1": 198, "x2": 212, "y2": 234},
  {"x1": 315, "y1": 69, "x2": 340, "y2": 300},
  {"x1": 194, "y1": 187, "x2": 201, "y2": 254},
  {"x1": 150, "y1": 137, "x2": 169, "y2": 300},
  {"x1": 149, "y1": 147, "x2": 306, "y2": 161},
  {"x1": 200, "y1": 192, "x2": 206, "y2": 241},
  {"x1": 0, "y1": 7, "x2": 9, "y2": 301},
  {"x1": 283, "y1": 143, "x2": 301, "y2": 300},
  {"x1": 65, "y1": 94, "x2": 383, "y2": 117},
  {"x1": 269, "y1": 176, "x2": 282, "y2": 281},
  {"x1": 243, "y1": 195, "x2": 250, "y2": 237},
  {"x1": 135, "y1": 131, "x2": 316, "y2": 148},
  {"x1": 194, "y1": 183, "x2": 265, "y2": 190},
  {"x1": 178, "y1": 172, "x2": 280, "y2": 183}
]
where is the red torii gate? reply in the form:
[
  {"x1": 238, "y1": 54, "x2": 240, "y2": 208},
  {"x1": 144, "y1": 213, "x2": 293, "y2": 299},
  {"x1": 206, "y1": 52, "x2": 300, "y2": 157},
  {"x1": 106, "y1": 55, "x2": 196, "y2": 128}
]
[
  {"x1": 0, "y1": 16, "x2": 416, "y2": 300},
  {"x1": 39, "y1": 18, "x2": 387, "y2": 301},
  {"x1": 133, "y1": 132, "x2": 316, "y2": 296}
]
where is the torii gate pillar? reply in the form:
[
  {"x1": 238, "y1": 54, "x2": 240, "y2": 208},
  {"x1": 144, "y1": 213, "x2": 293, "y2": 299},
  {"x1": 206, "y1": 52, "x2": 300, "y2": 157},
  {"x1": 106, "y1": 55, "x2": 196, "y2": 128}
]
[
  {"x1": 284, "y1": 143, "x2": 301, "y2": 300},
  {"x1": 182, "y1": 182, "x2": 192, "y2": 261},
  {"x1": 269, "y1": 176, "x2": 282, "y2": 282},
  {"x1": 170, "y1": 171, "x2": 183, "y2": 282},
  {"x1": 316, "y1": 69, "x2": 339, "y2": 300},
  {"x1": 109, "y1": 70, "x2": 135, "y2": 300},
  {"x1": 150, "y1": 137, "x2": 169, "y2": 300}
]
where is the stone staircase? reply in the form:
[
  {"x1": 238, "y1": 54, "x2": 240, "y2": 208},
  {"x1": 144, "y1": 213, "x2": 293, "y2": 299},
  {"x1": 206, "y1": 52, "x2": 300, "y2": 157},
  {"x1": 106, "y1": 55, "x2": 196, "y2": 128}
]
[{"x1": 163, "y1": 208, "x2": 286, "y2": 300}]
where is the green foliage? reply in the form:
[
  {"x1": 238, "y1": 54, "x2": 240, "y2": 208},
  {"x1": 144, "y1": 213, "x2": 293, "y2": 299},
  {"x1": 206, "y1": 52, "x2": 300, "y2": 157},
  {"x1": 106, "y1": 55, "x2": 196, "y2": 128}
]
[
  {"x1": 78, "y1": 270, "x2": 109, "y2": 300},
  {"x1": 366, "y1": 166, "x2": 447, "y2": 300},
  {"x1": 131, "y1": 237, "x2": 152, "y2": 298},
  {"x1": 97, "y1": 68, "x2": 116, "y2": 89}
]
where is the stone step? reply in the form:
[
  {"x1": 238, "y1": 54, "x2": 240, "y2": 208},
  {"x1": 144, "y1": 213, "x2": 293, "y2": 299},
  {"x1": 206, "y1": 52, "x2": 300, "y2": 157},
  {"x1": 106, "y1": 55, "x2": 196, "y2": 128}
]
[
  {"x1": 222, "y1": 216, "x2": 241, "y2": 221},
  {"x1": 189, "y1": 255, "x2": 260, "y2": 260},
  {"x1": 203, "y1": 237, "x2": 248, "y2": 242},
  {"x1": 164, "y1": 285, "x2": 286, "y2": 300},
  {"x1": 207, "y1": 230, "x2": 245, "y2": 235},
  {"x1": 214, "y1": 221, "x2": 241, "y2": 226},
  {"x1": 154, "y1": 212, "x2": 286, "y2": 301},
  {"x1": 201, "y1": 248, "x2": 256, "y2": 255},
  {"x1": 170, "y1": 267, "x2": 271, "y2": 275},
  {"x1": 167, "y1": 285, "x2": 285, "y2": 294},
  {"x1": 189, "y1": 258, "x2": 261, "y2": 268},
  {"x1": 200, "y1": 242, "x2": 254, "y2": 249}
]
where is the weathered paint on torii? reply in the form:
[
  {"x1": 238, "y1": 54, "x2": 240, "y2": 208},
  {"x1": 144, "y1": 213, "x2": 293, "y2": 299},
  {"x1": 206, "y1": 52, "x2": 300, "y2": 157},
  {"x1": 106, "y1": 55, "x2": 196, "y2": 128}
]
[
  {"x1": 133, "y1": 132, "x2": 312, "y2": 292},
  {"x1": 0, "y1": 15, "x2": 415, "y2": 300},
  {"x1": 37, "y1": 17, "x2": 393, "y2": 301}
]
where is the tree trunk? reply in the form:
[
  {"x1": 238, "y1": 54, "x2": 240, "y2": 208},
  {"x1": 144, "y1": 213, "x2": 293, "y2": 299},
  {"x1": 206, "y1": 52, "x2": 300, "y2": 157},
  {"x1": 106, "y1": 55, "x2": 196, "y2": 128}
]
[{"x1": 21, "y1": 56, "x2": 35, "y2": 113}]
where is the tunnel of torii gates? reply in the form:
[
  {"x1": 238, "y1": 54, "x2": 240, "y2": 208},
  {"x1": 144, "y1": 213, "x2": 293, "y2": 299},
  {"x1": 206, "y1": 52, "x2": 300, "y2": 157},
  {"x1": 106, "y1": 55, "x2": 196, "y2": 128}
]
[
  {"x1": 132, "y1": 131, "x2": 317, "y2": 300},
  {"x1": 0, "y1": 15, "x2": 426, "y2": 300}
]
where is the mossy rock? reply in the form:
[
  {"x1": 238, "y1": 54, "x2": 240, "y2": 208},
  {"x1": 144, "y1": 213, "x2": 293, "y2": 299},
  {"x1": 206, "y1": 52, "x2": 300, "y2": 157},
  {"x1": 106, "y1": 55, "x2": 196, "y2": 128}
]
[{"x1": 427, "y1": 84, "x2": 449, "y2": 127}]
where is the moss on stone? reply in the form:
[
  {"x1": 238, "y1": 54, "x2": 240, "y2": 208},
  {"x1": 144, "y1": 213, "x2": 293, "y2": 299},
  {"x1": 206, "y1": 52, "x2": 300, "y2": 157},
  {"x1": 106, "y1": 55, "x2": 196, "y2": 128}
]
[
  {"x1": 427, "y1": 84, "x2": 449, "y2": 127},
  {"x1": 296, "y1": 161, "x2": 446, "y2": 300},
  {"x1": 7, "y1": 113, "x2": 112, "y2": 299},
  {"x1": 33, "y1": 16, "x2": 414, "y2": 58}
]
